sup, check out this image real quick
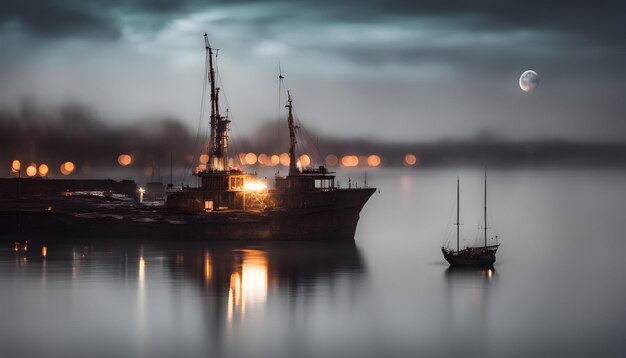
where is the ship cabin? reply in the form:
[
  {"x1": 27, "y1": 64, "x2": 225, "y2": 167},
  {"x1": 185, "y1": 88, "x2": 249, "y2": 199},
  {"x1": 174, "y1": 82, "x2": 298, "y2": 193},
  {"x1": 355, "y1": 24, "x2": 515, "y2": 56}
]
[
  {"x1": 273, "y1": 166, "x2": 338, "y2": 209},
  {"x1": 275, "y1": 166, "x2": 335, "y2": 191},
  {"x1": 195, "y1": 169, "x2": 269, "y2": 211},
  {"x1": 166, "y1": 169, "x2": 270, "y2": 212}
]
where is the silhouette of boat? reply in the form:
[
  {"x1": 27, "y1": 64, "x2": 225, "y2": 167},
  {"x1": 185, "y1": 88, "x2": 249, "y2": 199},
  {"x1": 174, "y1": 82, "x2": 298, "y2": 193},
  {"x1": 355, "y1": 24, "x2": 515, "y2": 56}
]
[
  {"x1": 164, "y1": 33, "x2": 375, "y2": 240},
  {"x1": 441, "y1": 171, "x2": 500, "y2": 267}
]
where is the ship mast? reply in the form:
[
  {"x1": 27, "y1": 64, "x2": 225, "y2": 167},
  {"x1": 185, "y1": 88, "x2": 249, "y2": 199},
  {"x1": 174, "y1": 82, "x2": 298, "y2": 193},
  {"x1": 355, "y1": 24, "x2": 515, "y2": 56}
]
[
  {"x1": 456, "y1": 176, "x2": 460, "y2": 253},
  {"x1": 286, "y1": 91, "x2": 298, "y2": 175},
  {"x1": 204, "y1": 33, "x2": 230, "y2": 171},
  {"x1": 484, "y1": 168, "x2": 487, "y2": 248}
]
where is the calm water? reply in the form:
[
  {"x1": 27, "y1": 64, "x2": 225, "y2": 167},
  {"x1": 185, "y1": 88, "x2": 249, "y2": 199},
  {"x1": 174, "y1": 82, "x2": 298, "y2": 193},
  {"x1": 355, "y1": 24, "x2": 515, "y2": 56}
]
[{"x1": 1, "y1": 169, "x2": 625, "y2": 358}]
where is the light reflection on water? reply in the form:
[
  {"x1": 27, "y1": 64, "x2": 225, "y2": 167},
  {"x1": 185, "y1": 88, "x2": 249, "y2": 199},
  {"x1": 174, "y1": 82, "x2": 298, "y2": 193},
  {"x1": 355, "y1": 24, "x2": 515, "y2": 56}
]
[{"x1": 1, "y1": 169, "x2": 626, "y2": 358}]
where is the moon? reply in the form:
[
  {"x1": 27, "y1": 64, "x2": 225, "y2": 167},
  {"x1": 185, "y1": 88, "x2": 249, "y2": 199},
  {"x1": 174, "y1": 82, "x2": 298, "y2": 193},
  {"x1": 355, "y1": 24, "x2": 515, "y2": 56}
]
[{"x1": 519, "y1": 70, "x2": 540, "y2": 92}]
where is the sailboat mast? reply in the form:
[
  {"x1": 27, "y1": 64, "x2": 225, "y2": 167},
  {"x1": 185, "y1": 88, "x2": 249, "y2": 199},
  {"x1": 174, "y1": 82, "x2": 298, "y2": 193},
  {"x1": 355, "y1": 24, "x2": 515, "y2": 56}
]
[
  {"x1": 286, "y1": 91, "x2": 298, "y2": 175},
  {"x1": 204, "y1": 33, "x2": 217, "y2": 170},
  {"x1": 484, "y1": 168, "x2": 487, "y2": 248},
  {"x1": 456, "y1": 177, "x2": 460, "y2": 252}
]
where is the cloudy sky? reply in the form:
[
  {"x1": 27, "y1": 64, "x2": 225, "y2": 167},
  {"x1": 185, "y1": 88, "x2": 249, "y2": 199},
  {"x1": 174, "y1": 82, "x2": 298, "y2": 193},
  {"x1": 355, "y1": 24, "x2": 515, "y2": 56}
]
[{"x1": 1, "y1": 0, "x2": 625, "y2": 142}]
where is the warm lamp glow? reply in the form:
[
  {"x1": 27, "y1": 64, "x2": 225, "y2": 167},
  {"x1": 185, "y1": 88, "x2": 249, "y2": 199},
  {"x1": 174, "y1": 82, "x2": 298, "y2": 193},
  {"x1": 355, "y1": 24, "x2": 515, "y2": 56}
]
[
  {"x1": 299, "y1": 154, "x2": 311, "y2": 167},
  {"x1": 279, "y1": 153, "x2": 290, "y2": 166},
  {"x1": 244, "y1": 153, "x2": 258, "y2": 165},
  {"x1": 404, "y1": 153, "x2": 418, "y2": 166},
  {"x1": 60, "y1": 161, "x2": 75, "y2": 175},
  {"x1": 11, "y1": 160, "x2": 21, "y2": 172},
  {"x1": 367, "y1": 155, "x2": 381, "y2": 167},
  {"x1": 341, "y1": 155, "x2": 359, "y2": 167},
  {"x1": 325, "y1": 154, "x2": 338, "y2": 166},
  {"x1": 244, "y1": 179, "x2": 268, "y2": 192},
  {"x1": 38, "y1": 164, "x2": 49, "y2": 177},
  {"x1": 42, "y1": 245, "x2": 47, "y2": 257},
  {"x1": 258, "y1": 153, "x2": 268, "y2": 165},
  {"x1": 117, "y1": 154, "x2": 133, "y2": 166},
  {"x1": 199, "y1": 154, "x2": 209, "y2": 164},
  {"x1": 26, "y1": 164, "x2": 37, "y2": 177},
  {"x1": 269, "y1": 155, "x2": 280, "y2": 166}
]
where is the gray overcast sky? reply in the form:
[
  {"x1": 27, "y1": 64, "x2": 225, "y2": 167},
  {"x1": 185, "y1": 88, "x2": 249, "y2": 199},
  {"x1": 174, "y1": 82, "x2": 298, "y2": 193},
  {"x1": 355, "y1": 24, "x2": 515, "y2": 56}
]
[{"x1": 1, "y1": 0, "x2": 625, "y2": 142}]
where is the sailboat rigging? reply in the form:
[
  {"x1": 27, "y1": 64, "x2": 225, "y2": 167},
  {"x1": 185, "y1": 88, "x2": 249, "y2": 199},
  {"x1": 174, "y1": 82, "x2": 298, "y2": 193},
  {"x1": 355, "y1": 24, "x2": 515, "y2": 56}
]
[{"x1": 441, "y1": 170, "x2": 500, "y2": 267}]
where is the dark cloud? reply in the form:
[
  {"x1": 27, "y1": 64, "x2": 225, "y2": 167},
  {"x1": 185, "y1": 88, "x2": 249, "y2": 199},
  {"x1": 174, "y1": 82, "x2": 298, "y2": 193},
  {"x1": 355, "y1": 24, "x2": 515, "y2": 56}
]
[
  {"x1": 2, "y1": 0, "x2": 625, "y2": 49},
  {"x1": 0, "y1": 0, "x2": 120, "y2": 38}
]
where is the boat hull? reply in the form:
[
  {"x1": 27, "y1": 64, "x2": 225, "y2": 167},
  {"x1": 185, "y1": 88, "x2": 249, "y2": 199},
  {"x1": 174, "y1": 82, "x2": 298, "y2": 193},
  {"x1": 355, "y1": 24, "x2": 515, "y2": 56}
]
[
  {"x1": 0, "y1": 188, "x2": 375, "y2": 242},
  {"x1": 442, "y1": 247, "x2": 497, "y2": 268}
]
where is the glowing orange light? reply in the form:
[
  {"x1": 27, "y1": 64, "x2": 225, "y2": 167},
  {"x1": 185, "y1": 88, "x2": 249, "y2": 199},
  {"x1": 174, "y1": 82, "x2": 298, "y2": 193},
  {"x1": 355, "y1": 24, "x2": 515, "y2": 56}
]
[
  {"x1": 139, "y1": 256, "x2": 145, "y2": 284},
  {"x1": 279, "y1": 153, "x2": 290, "y2": 166},
  {"x1": 117, "y1": 154, "x2": 133, "y2": 166},
  {"x1": 299, "y1": 154, "x2": 311, "y2": 167},
  {"x1": 404, "y1": 153, "x2": 418, "y2": 166},
  {"x1": 244, "y1": 153, "x2": 258, "y2": 165},
  {"x1": 42, "y1": 245, "x2": 47, "y2": 257},
  {"x1": 11, "y1": 160, "x2": 21, "y2": 172},
  {"x1": 26, "y1": 164, "x2": 37, "y2": 177},
  {"x1": 367, "y1": 155, "x2": 381, "y2": 167},
  {"x1": 325, "y1": 154, "x2": 338, "y2": 166},
  {"x1": 244, "y1": 179, "x2": 268, "y2": 192},
  {"x1": 258, "y1": 153, "x2": 268, "y2": 166},
  {"x1": 195, "y1": 164, "x2": 206, "y2": 173},
  {"x1": 227, "y1": 250, "x2": 268, "y2": 322},
  {"x1": 38, "y1": 164, "x2": 49, "y2": 177},
  {"x1": 269, "y1": 155, "x2": 280, "y2": 166},
  {"x1": 204, "y1": 251, "x2": 212, "y2": 282},
  {"x1": 14, "y1": 243, "x2": 19, "y2": 252},
  {"x1": 341, "y1": 155, "x2": 359, "y2": 167},
  {"x1": 60, "y1": 161, "x2": 75, "y2": 175},
  {"x1": 199, "y1": 154, "x2": 209, "y2": 164}
]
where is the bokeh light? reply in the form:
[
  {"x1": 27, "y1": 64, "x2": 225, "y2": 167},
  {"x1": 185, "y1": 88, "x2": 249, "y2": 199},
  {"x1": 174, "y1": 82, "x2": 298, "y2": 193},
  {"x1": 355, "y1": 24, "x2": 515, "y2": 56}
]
[
  {"x1": 258, "y1": 153, "x2": 268, "y2": 166},
  {"x1": 367, "y1": 155, "x2": 381, "y2": 167},
  {"x1": 325, "y1": 154, "x2": 338, "y2": 166},
  {"x1": 244, "y1": 153, "x2": 258, "y2": 165},
  {"x1": 199, "y1": 154, "x2": 209, "y2": 164},
  {"x1": 341, "y1": 155, "x2": 359, "y2": 167},
  {"x1": 404, "y1": 153, "x2": 418, "y2": 166},
  {"x1": 299, "y1": 154, "x2": 311, "y2": 167},
  {"x1": 117, "y1": 154, "x2": 133, "y2": 166},
  {"x1": 11, "y1": 160, "x2": 21, "y2": 172},
  {"x1": 26, "y1": 164, "x2": 37, "y2": 177},
  {"x1": 60, "y1": 161, "x2": 75, "y2": 175},
  {"x1": 270, "y1": 155, "x2": 280, "y2": 166},
  {"x1": 38, "y1": 164, "x2": 49, "y2": 177},
  {"x1": 279, "y1": 153, "x2": 290, "y2": 166}
]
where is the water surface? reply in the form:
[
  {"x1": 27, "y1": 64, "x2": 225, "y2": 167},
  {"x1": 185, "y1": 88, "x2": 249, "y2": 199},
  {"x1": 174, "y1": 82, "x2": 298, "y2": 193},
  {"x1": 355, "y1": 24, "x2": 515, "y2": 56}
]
[{"x1": 1, "y1": 169, "x2": 625, "y2": 357}]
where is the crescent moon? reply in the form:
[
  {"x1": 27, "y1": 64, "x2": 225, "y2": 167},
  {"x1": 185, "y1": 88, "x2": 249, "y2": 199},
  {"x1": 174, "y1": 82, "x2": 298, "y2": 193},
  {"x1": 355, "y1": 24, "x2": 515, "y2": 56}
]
[{"x1": 519, "y1": 70, "x2": 540, "y2": 92}]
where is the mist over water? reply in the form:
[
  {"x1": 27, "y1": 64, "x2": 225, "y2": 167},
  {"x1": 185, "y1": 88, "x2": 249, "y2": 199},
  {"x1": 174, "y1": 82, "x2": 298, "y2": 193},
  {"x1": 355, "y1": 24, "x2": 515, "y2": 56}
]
[{"x1": 1, "y1": 168, "x2": 625, "y2": 358}]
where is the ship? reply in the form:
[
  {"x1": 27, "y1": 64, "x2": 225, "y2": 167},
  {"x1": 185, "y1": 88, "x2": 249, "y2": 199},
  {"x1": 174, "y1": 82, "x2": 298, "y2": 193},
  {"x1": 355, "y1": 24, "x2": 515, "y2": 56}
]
[
  {"x1": 164, "y1": 33, "x2": 375, "y2": 241},
  {"x1": 0, "y1": 33, "x2": 374, "y2": 243},
  {"x1": 441, "y1": 171, "x2": 500, "y2": 267}
]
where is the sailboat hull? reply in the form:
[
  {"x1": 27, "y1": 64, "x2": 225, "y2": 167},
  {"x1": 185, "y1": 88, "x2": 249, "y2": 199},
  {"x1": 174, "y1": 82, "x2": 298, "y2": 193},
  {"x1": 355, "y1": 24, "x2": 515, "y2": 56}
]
[{"x1": 442, "y1": 247, "x2": 497, "y2": 268}]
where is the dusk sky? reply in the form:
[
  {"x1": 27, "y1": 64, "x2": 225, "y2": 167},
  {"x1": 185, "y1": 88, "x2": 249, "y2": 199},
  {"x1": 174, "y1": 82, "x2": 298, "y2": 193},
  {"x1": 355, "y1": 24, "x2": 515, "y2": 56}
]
[{"x1": 1, "y1": 1, "x2": 625, "y2": 142}]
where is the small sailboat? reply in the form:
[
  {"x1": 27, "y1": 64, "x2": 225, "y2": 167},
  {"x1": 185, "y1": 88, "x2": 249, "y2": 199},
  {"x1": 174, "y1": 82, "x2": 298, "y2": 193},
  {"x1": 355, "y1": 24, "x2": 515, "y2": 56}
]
[{"x1": 442, "y1": 171, "x2": 500, "y2": 267}]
